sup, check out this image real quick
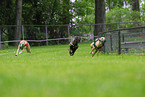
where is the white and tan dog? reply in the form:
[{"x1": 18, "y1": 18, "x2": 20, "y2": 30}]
[
  {"x1": 15, "y1": 40, "x2": 31, "y2": 56},
  {"x1": 90, "y1": 37, "x2": 106, "y2": 57}
]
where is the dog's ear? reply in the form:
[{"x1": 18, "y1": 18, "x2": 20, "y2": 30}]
[
  {"x1": 75, "y1": 36, "x2": 81, "y2": 43},
  {"x1": 78, "y1": 37, "x2": 81, "y2": 42},
  {"x1": 100, "y1": 37, "x2": 106, "y2": 42}
]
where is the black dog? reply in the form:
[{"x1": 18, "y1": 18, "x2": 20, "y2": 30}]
[{"x1": 69, "y1": 36, "x2": 81, "y2": 56}]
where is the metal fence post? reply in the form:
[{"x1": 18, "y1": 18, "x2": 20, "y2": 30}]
[
  {"x1": 103, "y1": 34, "x2": 106, "y2": 53},
  {"x1": 68, "y1": 24, "x2": 70, "y2": 42},
  {"x1": 110, "y1": 34, "x2": 113, "y2": 51},
  {"x1": 122, "y1": 34, "x2": 124, "y2": 42},
  {"x1": 22, "y1": 25, "x2": 24, "y2": 40},
  {"x1": 143, "y1": 21, "x2": 144, "y2": 33},
  {"x1": 0, "y1": 27, "x2": 1, "y2": 49},
  {"x1": 91, "y1": 24, "x2": 94, "y2": 41},
  {"x1": 118, "y1": 30, "x2": 121, "y2": 55},
  {"x1": 46, "y1": 25, "x2": 48, "y2": 46}
]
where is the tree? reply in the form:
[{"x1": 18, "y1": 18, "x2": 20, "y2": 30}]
[
  {"x1": 94, "y1": 0, "x2": 105, "y2": 36},
  {"x1": 0, "y1": 0, "x2": 16, "y2": 45},
  {"x1": 71, "y1": 0, "x2": 94, "y2": 24},
  {"x1": 131, "y1": 0, "x2": 139, "y2": 11},
  {"x1": 131, "y1": 0, "x2": 140, "y2": 24},
  {"x1": 15, "y1": 0, "x2": 22, "y2": 45},
  {"x1": 61, "y1": 0, "x2": 71, "y2": 24}
]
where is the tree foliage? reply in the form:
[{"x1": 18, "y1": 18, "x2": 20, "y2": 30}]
[
  {"x1": 0, "y1": 0, "x2": 142, "y2": 25},
  {"x1": 106, "y1": 7, "x2": 140, "y2": 23},
  {"x1": 0, "y1": 0, "x2": 16, "y2": 25}
]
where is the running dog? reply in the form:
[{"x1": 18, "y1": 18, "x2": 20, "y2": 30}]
[
  {"x1": 90, "y1": 37, "x2": 106, "y2": 57},
  {"x1": 69, "y1": 36, "x2": 81, "y2": 56},
  {"x1": 15, "y1": 40, "x2": 31, "y2": 56}
]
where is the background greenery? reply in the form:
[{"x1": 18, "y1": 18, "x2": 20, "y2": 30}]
[
  {"x1": 0, "y1": 44, "x2": 145, "y2": 97},
  {"x1": 0, "y1": 0, "x2": 144, "y2": 25}
]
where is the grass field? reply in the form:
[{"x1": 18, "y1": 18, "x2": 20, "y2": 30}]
[{"x1": 0, "y1": 43, "x2": 145, "y2": 97}]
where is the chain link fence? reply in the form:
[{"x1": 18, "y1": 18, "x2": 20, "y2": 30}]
[
  {"x1": 23, "y1": 25, "x2": 70, "y2": 46},
  {"x1": 104, "y1": 26, "x2": 145, "y2": 54},
  {"x1": 0, "y1": 21, "x2": 145, "y2": 54},
  {"x1": 0, "y1": 25, "x2": 70, "y2": 48}
]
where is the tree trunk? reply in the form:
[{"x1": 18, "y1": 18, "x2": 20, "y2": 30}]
[
  {"x1": 131, "y1": 0, "x2": 140, "y2": 24},
  {"x1": 94, "y1": 0, "x2": 105, "y2": 36},
  {"x1": 15, "y1": 0, "x2": 22, "y2": 45},
  {"x1": 132, "y1": 0, "x2": 139, "y2": 11}
]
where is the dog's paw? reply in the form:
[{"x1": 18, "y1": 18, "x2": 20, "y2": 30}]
[{"x1": 89, "y1": 51, "x2": 92, "y2": 54}]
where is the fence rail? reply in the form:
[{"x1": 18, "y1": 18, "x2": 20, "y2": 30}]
[{"x1": 0, "y1": 21, "x2": 145, "y2": 54}]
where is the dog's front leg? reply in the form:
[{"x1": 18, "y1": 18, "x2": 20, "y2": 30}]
[
  {"x1": 92, "y1": 50, "x2": 98, "y2": 57},
  {"x1": 90, "y1": 47, "x2": 95, "y2": 54},
  {"x1": 19, "y1": 46, "x2": 26, "y2": 54},
  {"x1": 15, "y1": 46, "x2": 20, "y2": 56}
]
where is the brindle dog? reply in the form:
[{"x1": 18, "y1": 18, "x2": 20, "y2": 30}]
[{"x1": 69, "y1": 36, "x2": 81, "y2": 56}]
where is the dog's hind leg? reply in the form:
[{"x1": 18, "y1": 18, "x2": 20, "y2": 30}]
[
  {"x1": 97, "y1": 52, "x2": 99, "y2": 56},
  {"x1": 26, "y1": 46, "x2": 31, "y2": 53}
]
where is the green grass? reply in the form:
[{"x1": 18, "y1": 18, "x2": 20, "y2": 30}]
[{"x1": 0, "y1": 43, "x2": 145, "y2": 97}]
